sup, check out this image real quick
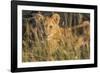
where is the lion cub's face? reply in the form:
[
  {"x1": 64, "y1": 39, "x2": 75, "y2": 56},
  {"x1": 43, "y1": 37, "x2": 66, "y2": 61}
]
[{"x1": 44, "y1": 13, "x2": 60, "y2": 38}]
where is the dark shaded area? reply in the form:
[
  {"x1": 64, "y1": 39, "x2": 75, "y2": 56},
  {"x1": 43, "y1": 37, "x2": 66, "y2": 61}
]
[{"x1": 22, "y1": 10, "x2": 90, "y2": 28}]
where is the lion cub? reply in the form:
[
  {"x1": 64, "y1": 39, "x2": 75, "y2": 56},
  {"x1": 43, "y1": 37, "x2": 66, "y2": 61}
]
[{"x1": 44, "y1": 13, "x2": 73, "y2": 57}]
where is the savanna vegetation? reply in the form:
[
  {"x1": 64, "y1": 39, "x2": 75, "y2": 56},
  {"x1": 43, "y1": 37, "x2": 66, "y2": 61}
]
[{"x1": 22, "y1": 11, "x2": 90, "y2": 62}]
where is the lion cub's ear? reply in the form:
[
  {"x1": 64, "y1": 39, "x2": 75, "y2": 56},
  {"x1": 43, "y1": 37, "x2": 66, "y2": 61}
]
[{"x1": 51, "y1": 13, "x2": 60, "y2": 25}]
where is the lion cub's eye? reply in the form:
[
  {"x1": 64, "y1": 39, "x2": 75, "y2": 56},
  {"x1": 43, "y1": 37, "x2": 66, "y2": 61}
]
[{"x1": 49, "y1": 26, "x2": 52, "y2": 29}]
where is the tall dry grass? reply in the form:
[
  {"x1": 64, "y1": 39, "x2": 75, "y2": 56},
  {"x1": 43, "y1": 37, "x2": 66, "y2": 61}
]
[{"x1": 22, "y1": 14, "x2": 90, "y2": 62}]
